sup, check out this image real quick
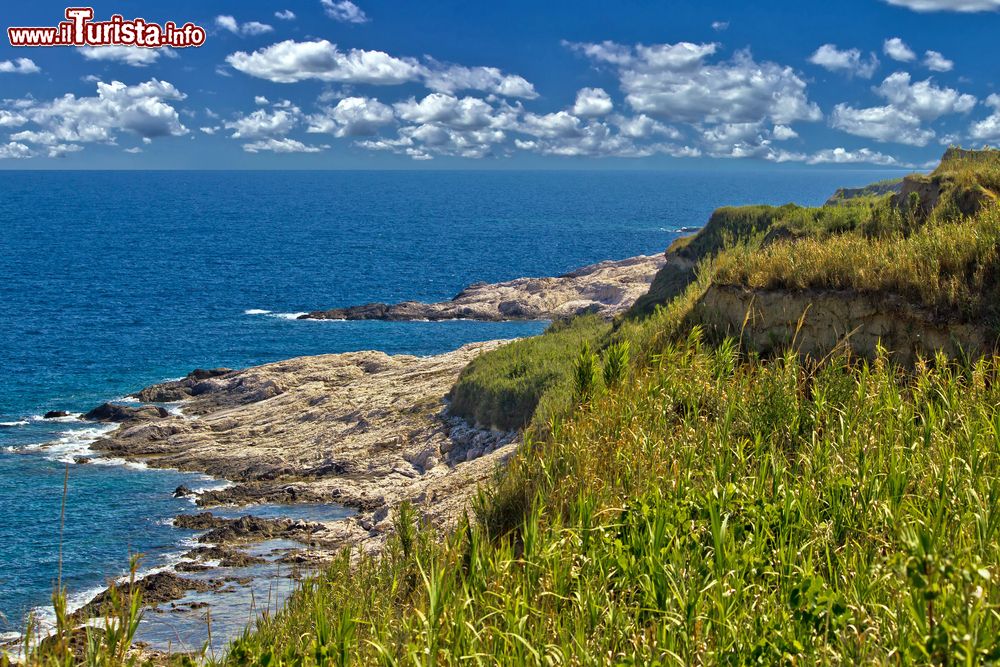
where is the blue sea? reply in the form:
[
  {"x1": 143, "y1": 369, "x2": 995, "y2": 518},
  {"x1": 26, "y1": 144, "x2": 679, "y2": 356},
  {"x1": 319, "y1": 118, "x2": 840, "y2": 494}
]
[{"x1": 0, "y1": 168, "x2": 906, "y2": 648}]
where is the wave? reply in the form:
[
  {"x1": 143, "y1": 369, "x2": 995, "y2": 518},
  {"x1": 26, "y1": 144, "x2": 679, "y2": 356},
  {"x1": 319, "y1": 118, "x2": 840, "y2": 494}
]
[
  {"x1": 270, "y1": 312, "x2": 308, "y2": 320},
  {"x1": 244, "y1": 308, "x2": 272, "y2": 315},
  {"x1": 0, "y1": 420, "x2": 29, "y2": 428},
  {"x1": 36, "y1": 425, "x2": 117, "y2": 464}
]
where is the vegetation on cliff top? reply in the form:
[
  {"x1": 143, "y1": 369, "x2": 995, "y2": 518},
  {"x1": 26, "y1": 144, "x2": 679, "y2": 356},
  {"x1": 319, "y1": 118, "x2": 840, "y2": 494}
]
[
  {"x1": 448, "y1": 314, "x2": 610, "y2": 431},
  {"x1": 14, "y1": 149, "x2": 1000, "y2": 666},
  {"x1": 206, "y1": 151, "x2": 1000, "y2": 665}
]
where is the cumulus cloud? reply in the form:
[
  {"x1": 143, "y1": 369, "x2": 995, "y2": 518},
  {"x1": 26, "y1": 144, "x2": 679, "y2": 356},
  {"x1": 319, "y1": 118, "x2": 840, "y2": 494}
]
[
  {"x1": 0, "y1": 110, "x2": 27, "y2": 127},
  {"x1": 923, "y1": 50, "x2": 954, "y2": 72},
  {"x1": 225, "y1": 40, "x2": 537, "y2": 99},
  {"x1": 321, "y1": 0, "x2": 369, "y2": 23},
  {"x1": 422, "y1": 63, "x2": 537, "y2": 98},
  {"x1": 567, "y1": 40, "x2": 821, "y2": 125},
  {"x1": 0, "y1": 141, "x2": 31, "y2": 159},
  {"x1": 226, "y1": 40, "x2": 422, "y2": 84},
  {"x1": 243, "y1": 138, "x2": 327, "y2": 153},
  {"x1": 883, "y1": 37, "x2": 917, "y2": 62},
  {"x1": 882, "y1": 0, "x2": 1000, "y2": 11},
  {"x1": 830, "y1": 72, "x2": 975, "y2": 146},
  {"x1": 874, "y1": 71, "x2": 976, "y2": 119},
  {"x1": 79, "y1": 46, "x2": 174, "y2": 67},
  {"x1": 772, "y1": 124, "x2": 799, "y2": 140},
  {"x1": 572, "y1": 88, "x2": 613, "y2": 117},
  {"x1": 711, "y1": 21, "x2": 729, "y2": 31},
  {"x1": 6, "y1": 79, "x2": 188, "y2": 153},
  {"x1": 805, "y1": 147, "x2": 901, "y2": 165},
  {"x1": 216, "y1": 15, "x2": 274, "y2": 37},
  {"x1": 831, "y1": 104, "x2": 933, "y2": 145},
  {"x1": 612, "y1": 114, "x2": 681, "y2": 139},
  {"x1": 808, "y1": 44, "x2": 878, "y2": 78},
  {"x1": 0, "y1": 58, "x2": 40, "y2": 74},
  {"x1": 274, "y1": 10, "x2": 296, "y2": 20},
  {"x1": 225, "y1": 107, "x2": 299, "y2": 139},
  {"x1": 307, "y1": 96, "x2": 395, "y2": 136},
  {"x1": 969, "y1": 94, "x2": 1000, "y2": 139}
]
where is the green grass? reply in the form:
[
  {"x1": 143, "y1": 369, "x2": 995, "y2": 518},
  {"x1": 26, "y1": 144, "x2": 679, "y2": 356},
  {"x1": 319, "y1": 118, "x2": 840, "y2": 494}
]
[
  {"x1": 712, "y1": 201, "x2": 1000, "y2": 323},
  {"x1": 448, "y1": 314, "x2": 610, "y2": 431},
  {"x1": 18, "y1": 148, "x2": 1000, "y2": 667},
  {"x1": 219, "y1": 314, "x2": 1000, "y2": 665}
]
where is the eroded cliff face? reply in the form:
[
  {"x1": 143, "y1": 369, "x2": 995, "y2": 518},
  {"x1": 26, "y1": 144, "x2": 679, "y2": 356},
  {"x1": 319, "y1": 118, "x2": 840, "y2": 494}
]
[{"x1": 692, "y1": 285, "x2": 997, "y2": 365}]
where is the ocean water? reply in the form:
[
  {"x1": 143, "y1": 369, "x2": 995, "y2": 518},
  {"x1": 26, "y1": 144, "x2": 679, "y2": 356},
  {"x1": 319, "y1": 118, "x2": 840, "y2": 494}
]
[{"x1": 0, "y1": 168, "x2": 906, "y2": 645}]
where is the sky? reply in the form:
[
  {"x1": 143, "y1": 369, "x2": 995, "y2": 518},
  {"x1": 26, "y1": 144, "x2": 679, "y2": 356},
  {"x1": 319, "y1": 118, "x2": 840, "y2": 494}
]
[{"x1": 1, "y1": 0, "x2": 999, "y2": 169}]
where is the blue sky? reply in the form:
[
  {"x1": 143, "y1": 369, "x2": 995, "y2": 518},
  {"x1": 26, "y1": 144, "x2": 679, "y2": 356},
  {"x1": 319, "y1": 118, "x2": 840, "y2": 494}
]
[{"x1": 1, "y1": 0, "x2": 999, "y2": 169}]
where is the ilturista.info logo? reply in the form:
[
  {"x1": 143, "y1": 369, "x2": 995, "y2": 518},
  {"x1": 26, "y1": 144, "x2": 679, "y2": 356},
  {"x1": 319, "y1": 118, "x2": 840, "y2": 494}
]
[{"x1": 8, "y1": 7, "x2": 206, "y2": 48}]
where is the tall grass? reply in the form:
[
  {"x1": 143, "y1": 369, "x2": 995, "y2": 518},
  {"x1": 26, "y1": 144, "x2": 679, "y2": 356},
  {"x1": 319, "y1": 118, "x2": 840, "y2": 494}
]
[
  {"x1": 713, "y1": 202, "x2": 1000, "y2": 322},
  {"x1": 448, "y1": 314, "x2": 610, "y2": 431},
  {"x1": 219, "y1": 310, "x2": 1000, "y2": 664}
]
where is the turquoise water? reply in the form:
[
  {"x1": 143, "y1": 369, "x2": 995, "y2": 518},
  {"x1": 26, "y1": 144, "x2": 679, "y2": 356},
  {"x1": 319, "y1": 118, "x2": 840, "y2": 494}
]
[{"x1": 0, "y1": 168, "x2": 905, "y2": 641}]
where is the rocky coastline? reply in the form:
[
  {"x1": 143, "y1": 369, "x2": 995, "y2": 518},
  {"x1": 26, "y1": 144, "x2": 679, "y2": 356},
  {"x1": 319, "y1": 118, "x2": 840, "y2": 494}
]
[
  {"x1": 21, "y1": 252, "x2": 669, "y2": 652},
  {"x1": 299, "y1": 253, "x2": 665, "y2": 321}
]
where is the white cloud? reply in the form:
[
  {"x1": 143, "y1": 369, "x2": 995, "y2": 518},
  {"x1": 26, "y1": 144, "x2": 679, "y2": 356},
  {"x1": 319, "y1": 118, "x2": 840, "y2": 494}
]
[
  {"x1": 883, "y1": 38, "x2": 917, "y2": 62},
  {"x1": 829, "y1": 72, "x2": 975, "y2": 146},
  {"x1": 308, "y1": 96, "x2": 395, "y2": 136},
  {"x1": 254, "y1": 96, "x2": 269, "y2": 105},
  {"x1": 422, "y1": 63, "x2": 537, "y2": 99},
  {"x1": 8, "y1": 79, "x2": 188, "y2": 150},
  {"x1": 882, "y1": 0, "x2": 1000, "y2": 11},
  {"x1": 830, "y1": 104, "x2": 933, "y2": 145},
  {"x1": 394, "y1": 93, "x2": 505, "y2": 130},
  {"x1": 808, "y1": 44, "x2": 878, "y2": 78},
  {"x1": 225, "y1": 107, "x2": 300, "y2": 139},
  {"x1": 612, "y1": 114, "x2": 681, "y2": 139},
  {"x1": 124, "y1": 146, "x2": 143, "y2": 153},
  {"x1": 923, "y1": 50, "x2": 954, "y2": 72},
  {"x1": 711, "y1": 21, "x2": 729, "y2": 31},
  {"x1": 243, "y1": 138, "x2": 327, "y2": 153},
  {"x1": 47, "y1": 143, "x2": 83, "y2": 158},
  {"x1": 805, "y1": 147, "x2": 900, "y2": 165},
  {"x1": 572, "y1": 87, "x2": 613, "y2": 117},
  {"x1": 874, "y1": 71, "x2": 976, "y2": 120},
  {"x1": 0, "y1": 110, "x2": 27, "y2": 127},
  {"x1": 199, "y1": 126, "x2": 219, "y2": 135},
  {"x1": 0, "y1": 58, "x2": 40, "y2": 74},
  {"x1": 321, "y1": 0, "x2": 369, "y2": 23},
  {"x1": 568, "y1": 41, "x2": 821, "y2": 125},
  {"x1": 0, "y1": 142, "x2": 31, "y2": 158},
  {"x1": 226, "y1": 41, "x2": 536, "y2": 100},
  {"x1": 226, "y1": 40, "x2": 422, "y2": 84},
  {"x1": 215, "y1": 15, "x2": 274, "y2": 37},
  {"x1": 970, "y1": 94, "x2": 1000, "y2": 139},
  {"x1": 79, "y1": 46, "x2": 172, "y2": 67},
  {"x1": 275, "y1": 10, "x2": 296, "y2": 20},
  {"x1": 772, "y1": 124, "x2": 798, "y2": 140}
]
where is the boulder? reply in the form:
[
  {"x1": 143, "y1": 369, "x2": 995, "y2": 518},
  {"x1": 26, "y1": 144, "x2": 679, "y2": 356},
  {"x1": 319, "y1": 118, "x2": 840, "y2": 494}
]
[
  {"x1": 43, "y1": 410, "x2": 72, "y2": 419},
  {"x1": 83, "y1": 403, "x2": 169, "y2": 423}
]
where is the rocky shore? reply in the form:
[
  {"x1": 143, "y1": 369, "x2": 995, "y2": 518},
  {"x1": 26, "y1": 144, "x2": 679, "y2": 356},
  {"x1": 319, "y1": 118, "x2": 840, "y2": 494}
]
[
  {"x1": 88, "y1": 340, "x2": 520, "y2": 559},
  {"x1": 299, "y1": 254, "x2": 665, "y2": 321}
]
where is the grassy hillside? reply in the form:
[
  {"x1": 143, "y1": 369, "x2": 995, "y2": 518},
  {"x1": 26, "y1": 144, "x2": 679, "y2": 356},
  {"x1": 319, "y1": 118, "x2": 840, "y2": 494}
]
[
  {"x1": 448, "y1": 315, "x2": 610, "y2": 431},
  {"x1": 17, "y1": 149, "x2": 1000, "y2": 666},
  {"x1": 206, "y1": 151, "x2": 1000, "y2": 665}
]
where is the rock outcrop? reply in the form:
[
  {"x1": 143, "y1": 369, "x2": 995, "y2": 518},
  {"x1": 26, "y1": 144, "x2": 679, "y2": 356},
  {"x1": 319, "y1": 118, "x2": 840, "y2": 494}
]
[
  {"x1": 91, "y1": 341, "x2": 522, "y2": 555},
  {"x1": 691, "y1": 284, "x2": 998, "y2": 365},
  {"x1": 299, "y1": 254, "x2": 665, "y2": 322},
  {"x1": 83, "y1": 403, "x2": 169, "y2": 423},
  {"x1": 133, "y1": 368, "x2": 235, "y2": 403}
]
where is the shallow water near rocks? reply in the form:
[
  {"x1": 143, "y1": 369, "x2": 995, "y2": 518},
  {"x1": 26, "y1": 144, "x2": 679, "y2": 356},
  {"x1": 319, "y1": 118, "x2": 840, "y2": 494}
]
[{"x1": 0, "y1": 169, "x2": 904, "y2": 647}]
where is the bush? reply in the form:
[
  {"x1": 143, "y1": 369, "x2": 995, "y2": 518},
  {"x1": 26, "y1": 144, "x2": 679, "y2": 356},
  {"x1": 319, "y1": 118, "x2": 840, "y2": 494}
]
[{"x1": 448, "y1": 314, "x2": 610, "y2": 431}]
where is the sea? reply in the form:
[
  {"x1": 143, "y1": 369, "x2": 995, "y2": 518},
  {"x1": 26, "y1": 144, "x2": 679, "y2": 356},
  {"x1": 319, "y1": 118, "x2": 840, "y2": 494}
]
[{"x1": 0, "y1": 168, "x2": 906, "y2": 652}]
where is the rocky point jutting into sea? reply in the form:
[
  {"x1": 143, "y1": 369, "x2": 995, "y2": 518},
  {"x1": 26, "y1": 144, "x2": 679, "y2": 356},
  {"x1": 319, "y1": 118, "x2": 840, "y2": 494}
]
[{"x1": 21, "y1": 251, "x2": 665, "y2": 647}]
